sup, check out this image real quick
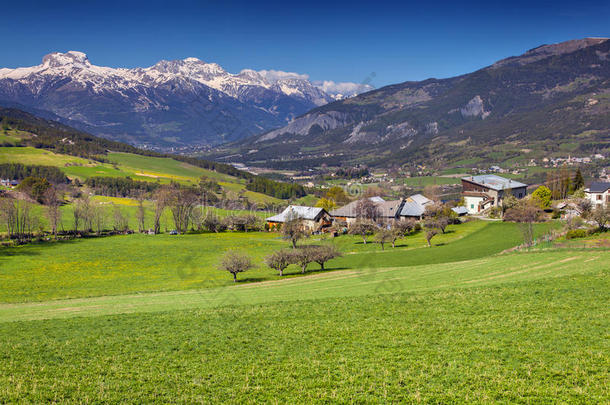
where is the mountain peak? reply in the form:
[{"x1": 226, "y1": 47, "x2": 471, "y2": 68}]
[
  {"x1": 492, "y1": 37, "x2": 609, "y2": 68},
  {"x1": 42, "y1": 51, "x2": 90, "y2": 68}
]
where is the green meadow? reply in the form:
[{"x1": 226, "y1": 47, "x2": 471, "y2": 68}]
[{"x1": 0, "y1": 244, "x2": 607, "y2": 402}]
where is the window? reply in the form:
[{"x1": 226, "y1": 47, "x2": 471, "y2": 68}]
[
  {"x1": 598, "y1": 195, "x2": 602, "y2": 200},
  {"x1": 470, "y1": 204, "x2": 474, "y2": 209}
]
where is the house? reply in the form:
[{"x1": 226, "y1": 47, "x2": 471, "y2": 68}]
[
  {"x1": 461, "y1": 175, "x2": 527, "y2": 214},
  {"x1": 330, "y1": 197, "x2": 404, "y2": 225},
  {"x1": 585, "y1": 182, "x2": 610, "y2": 208},
  {"x1": 399, "y1": 194, "x2": 433, "y2": 220},
  {"x1": 451, "y1": 206, "x2": 469, "y2": 216},
  {"x1": 0, "y1": 179, "x2": 19, "y2": 188},
  {"x1": 266, "y1": 205, "x2": 332, "y2": 232}
]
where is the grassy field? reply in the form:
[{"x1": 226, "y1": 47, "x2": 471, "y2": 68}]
[
  {"x1": 0, "y1": 221, "x2": 558, "y2": 303},
  {"x1": 0, "y1": 248, "x2": 607, "y2": 402},
  {"x1": 0, "y1": 147, "x2": 284, "y2": 204}
]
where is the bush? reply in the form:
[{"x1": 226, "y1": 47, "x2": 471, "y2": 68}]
[{"x1": 566, "y1": 229, "x2": 589, "y2": 239}]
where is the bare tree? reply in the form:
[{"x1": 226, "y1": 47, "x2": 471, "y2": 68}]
[
  {"x1": 591, "y1": 205, "x2": 609, "y2": 230},
  {"x1": 503, "y1": 201, "x2": 543, "y2": 247},
  {"x1": 310, "y1": 245, "x2": 342, "y2": 270},
  {"x1": 348, "y1": 219, "x2": 377, "y2": 244},
  {"x1": 113, "y1": 205, "x2": 129, "y2": 232},
  {"x1": 374, "y1": 228, "x2": 394, "y2": 250},
  {"x1": 282, "y1": 215, "x2": 307, "y2": 248},
  {"x1": 167, "y1": 186, "x2": 198, "y2": 234},
  {"x1": 92, "y1": 202, "x2": 107, "y2": 235},
  {"x1": 219, "y1": 250, "x2": 253, "y2": 282},
  {"x1": 355, "y1": 198, "x2": 380, "y2": 221},
  {"x1": 204, "y1": 211, "x2": 226, "y2": 233},
  {"x1": 576, "y1": 199, "x2": 592, "y2": 219},
  {"x1": 264, "y1": 249, "x2": 293, "y2": 276},
  {"x1": 425, "y1": 227, "x2": 438, "y2": 247},
  {"x1": 0, "y1": 198, "x2": 33, "y2": 241},
  {"x1": 135, "y1": 192, "x2": 147, "y2": 233},
  {"x1": 291, "y1": 247, "x2": 316, "y2": 273},
  {"x1": 72, "y1": 196, "x2": 93, "y2": 234},
  {"x1": 152, "y1": 187, "x2": 170, "y2": 234},
  {"x1": 43, "y1": 187, "x2": 62, "y2": 238}
]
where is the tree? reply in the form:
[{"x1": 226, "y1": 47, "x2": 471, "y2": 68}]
[
  {"x1": 532, "y1": 186, "x2": 552, "y2": 210},
  {"x1": 264, "y1": 249, "x2": 293, "y2": 276},
  {"x1": 73, "y1": 195, "x2": 93, "y2": 233},
  {"x1": 503, "y1": 201, "x2": 543, "y2": 247},
  {"x1": 591, "y1": 205, "x2": 609, "y2": 230},
  {"x1": 292, "y1": 247, "x2": 316, "y2": 273},
  {"x1": 348, "y1": 219, "x2": 377, "y2": 244},
  {"x1": 43, "y1": 187, "x2": 62, "y2": 238},
  {"x1": 17, "y1": 176, "x2": 50, "y2": 203},
  {"x1": 374, "y1": 228, "x2": 394, "y2": 250},
  {"x1": 113, "y1": 205, "x2": 129, "y2": 232},
  {"x1": 326, "y1": 186, "x2": 349, "y2": 205},
  {"x1": 310, "y1": 245, "x2": 342, "y2": 270},
  {"x1": 573, "y1": 168, "x2": 584, "y2": 192},
  {"x1": 152, "y1": 187, "x2": 170, "y2": 234},
  {"x1": 425, "y1": 228, "x2": 438, "y2": 247},
  {"x1": 281, "y1": 214, "x2": 307, "y2": 248},
  {"x1": 204, "y1": 212, "x2": 226, "y2": 233},
  {"x1": 0, "y1": 198, "x2": 34, "y2": 241},
  {"x1": 315, "y1": 197, "x2": 337, "y2": 212},
  {"x1": 576, "y1": 199, "x2": 592, "y2": 219},
  {"x1": 219, "y1": 250, "x2": 253, "y2": 282},
  {"x1": 92, "y1": 202, "x2": 107, "y2": 235},
  {"x1": 425, "y1": 203, "x2": 453, "y2": 233},
  {"x1": 355, "y1": 198, "x2": 380, "y2": 221},
  {"x1": 135, "y1": 192, "x2": 147, "y2": 233},
  {"x1": 423, "y1": 220, "x2": 439, "y2": 247},
  {"x1": 167, "y1": 186, "x2": 198, "y2": 234}
]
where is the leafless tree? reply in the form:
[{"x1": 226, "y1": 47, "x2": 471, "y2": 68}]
[
  {"x1": 135, "y1": 191, "x2": 147, "y2": 233},
  {"x1": 167, "y1": 186, "x2": 198, "y2": 234},
  {"x1": 503, "y1": 201, "x2": 543, "y2": 247},
  {"x1": 348, "y1": 219, "x2": 377, "y2": 244},
  {"x1": 310, "y1": 245, "x2": 342, "y2": 270},
  {"x1": 219, "y1": 250, "x2": 253, "y2": 282},
  {"x1": 43, "y1": 187, "x2": 62, "y2": 238},
  {"x1": 375, "y1": 228, "x2": 394, "y2": 250},
  {"x1": 153, "y1": 187, "x2": 170, "y2": 234},
  {"x1": 264, "y1": 249, "x2": 293, "y2": 276},
  {"x1": 204, "y1": 211, "x2": 226, "y2": 233},
  {"x1": 0, "y1": 198, "x2": 34, "y2": 240},
  {"x1": 72, "y1": 196, "x2": 93, "y2": 233},
  {"x1": 355, "y1": 198, "x2": 380, "y2": 221},
  {"x1": 281, "y1": 214, "x2": 307, "y2": 248},
  {"x1": 113, "y1": 205, "x2": 129, "y2": 232},
  {"x1": 591, "y1": 205, "x2": 609, "y2": 230},
  {"x1": 425, "y1": 228, "x2": 438, "y2": 247},
  {"x1": 92, "y1": 202, "x2": 107, "y2": 235},
  {"x1": 291, "y1": 247, "x2": 317, "y2": 273}
]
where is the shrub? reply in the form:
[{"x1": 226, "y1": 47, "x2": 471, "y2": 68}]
[{"x1": 566, "y1": 229, "x2": 589, "y2": 239}]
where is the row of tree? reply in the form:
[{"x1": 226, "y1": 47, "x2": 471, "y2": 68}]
[
  {"x1": 219, "y1": 245, "x2": 342, "y2": 282},
  {"x1": 0, "y1": 163, "x2": 68, "y2": 184}
]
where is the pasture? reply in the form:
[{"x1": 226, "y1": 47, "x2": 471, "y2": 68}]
[{"x1": 0, "y1": 248, "x2": 607, "y2": 402}]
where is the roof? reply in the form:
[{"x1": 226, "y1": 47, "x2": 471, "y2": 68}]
[
  {"x1": 330, "y1": 197, "x2": 402, "y2": 218},
  {"x1": 266, "y1": 205, "x2": 326, "y2": 223},
  {"x1": 462, "y1": 174, "x2": 526, "y2": 191},
  {"x1": 400, "y1": 194, "x2": 432, "y2": 217},
  {"x1": 587, "y1": 182, "x2": 610, "y2": 193},
  {"x1": 452, "y1": 206, "x2": 468, "y2": 215}
]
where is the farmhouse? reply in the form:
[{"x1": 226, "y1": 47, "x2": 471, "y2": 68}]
[
  {"x1": 399, "y1": 194, "x2": 433, "y2": 220},
  {"x1": 330, "y1": 197, "x2": 404, "y2": 225},
  {"x1": 266, "y1": 205, "x2": 332, "y2": 232},
  {"x1": 461, "y1": 175, "x2": 527, "y2": 214},
  {"x1": 0, "y1": 179, "x2": 20, "y2": 188},
  {"x1": 585, "y1": 182, "x2": 610, "y2": 208}
]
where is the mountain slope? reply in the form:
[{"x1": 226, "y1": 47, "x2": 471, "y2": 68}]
[
  {"x1": 0, "y1": 52, "x2": 372, "y2": 148},
  {"x1": 221, "y1": 38, "x2": 610, "y2": 169}
]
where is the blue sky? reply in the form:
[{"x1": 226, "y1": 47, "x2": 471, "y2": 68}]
[{"x1": 0, "y1": 0, "x2": 608, "y2": 87}]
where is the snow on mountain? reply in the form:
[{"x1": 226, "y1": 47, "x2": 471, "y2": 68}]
[{"x1": 0, "y1": 51, "x2": 373, "y2": 146}]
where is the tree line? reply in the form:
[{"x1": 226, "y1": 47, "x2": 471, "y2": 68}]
[{"x1": 0, "y1": 163, "x2": 68, "y2": 184}]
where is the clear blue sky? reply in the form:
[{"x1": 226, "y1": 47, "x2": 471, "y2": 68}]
[{"x1": 1, "y1": 0, "x2": 608, "y2": 87}]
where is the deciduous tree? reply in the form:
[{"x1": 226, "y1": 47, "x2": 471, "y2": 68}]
[{"x1": 219, "y1": 250, "x2": 253, "y2": 282}]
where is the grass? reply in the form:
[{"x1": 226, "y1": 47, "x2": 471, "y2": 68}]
[
  {"x1": 0, "y1": 250, "x2": 607, "y2": 402},
  {"x1": 401, "y1": 176, "x2": 461, "y2": 187},
  {"x1": 0, "y1": 221, "x2": 558, "y2": 303}
]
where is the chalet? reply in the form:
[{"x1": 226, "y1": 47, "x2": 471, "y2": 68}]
[
  {"x1": 330, "y1": 197, "x2": 404, "y2": 225},
  {"x1": 399, "y1": 194, "x2": 433, "y2": 220},
  {"x1": 0, "y1": 179, "x2": 19, "y2": 188},
  {"x1": 461, "y1": 175, "x2": 527, "y2": 214},
  {"x1": 266, "y1": 205, "x2": 332, "y2": 232},
  {"x1": 585, "y1": 182, "x2": 610, "y2": 208}
]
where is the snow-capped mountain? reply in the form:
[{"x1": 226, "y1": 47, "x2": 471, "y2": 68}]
[{"x1": 0, "y1": 51, "x2": 372, "y2": 147}]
